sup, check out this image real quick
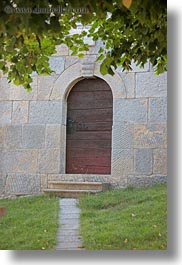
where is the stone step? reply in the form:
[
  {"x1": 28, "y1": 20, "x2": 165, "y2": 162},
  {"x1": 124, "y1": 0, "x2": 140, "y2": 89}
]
[
  {"x1": 43, "y1": 188, "x2": 102, "y2": 198},
  {"x1": 47, "y1": 181, "x2": 110, "y2": 191}
]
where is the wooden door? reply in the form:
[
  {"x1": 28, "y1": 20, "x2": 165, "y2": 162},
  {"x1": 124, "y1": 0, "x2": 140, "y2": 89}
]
[{"x1": 66, "y1": 78, "x2": 113, "y2": 174}]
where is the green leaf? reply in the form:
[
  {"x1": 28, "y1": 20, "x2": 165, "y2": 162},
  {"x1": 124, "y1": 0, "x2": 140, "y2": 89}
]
[
  {"x1": 100, "y1": 57, "x2": 113, "y2": 75},
  {"x1": 97, "y1": 54, "x2": 104, "y2": 61}
]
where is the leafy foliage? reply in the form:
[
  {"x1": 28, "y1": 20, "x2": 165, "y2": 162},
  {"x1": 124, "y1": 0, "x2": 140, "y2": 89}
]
[{"x1": 0, "y1": 0, "x2": 167, "y2": 90}]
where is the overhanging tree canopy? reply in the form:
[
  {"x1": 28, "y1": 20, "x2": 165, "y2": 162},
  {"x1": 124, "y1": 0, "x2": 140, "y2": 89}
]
[{"x1": 0, "y1": 0, "x2": 167, "y2": 90}]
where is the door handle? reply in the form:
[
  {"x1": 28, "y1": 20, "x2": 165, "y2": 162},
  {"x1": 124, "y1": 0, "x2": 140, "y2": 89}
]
[{"x1": 67, "y1": 117, "x2": 76, "y2": 134}]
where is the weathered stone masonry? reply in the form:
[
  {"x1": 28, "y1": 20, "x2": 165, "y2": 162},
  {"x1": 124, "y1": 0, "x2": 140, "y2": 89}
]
[{"x1": 0, "y1": 41, "x2": 167, "y2": 196}]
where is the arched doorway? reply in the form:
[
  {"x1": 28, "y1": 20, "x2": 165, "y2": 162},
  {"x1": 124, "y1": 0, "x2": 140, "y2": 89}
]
[{"x1": 66, "y1": 78, "x2": 113, "y2": 174}]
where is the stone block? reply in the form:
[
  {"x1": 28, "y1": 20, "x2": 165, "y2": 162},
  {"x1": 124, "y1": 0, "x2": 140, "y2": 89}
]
[
  {"x1": 0, "y1": 78, "x2": 10, "y2": 100},
  {"x1": 40, "y1": 174, "x2": 48, "y2": 190},
  {"x1": 81, "y1": 57, "x2": 96, "y2": 77},
  {"x1": 86, "y1": 39, "x2": 105, "y2": 55},
  {"x1": 49, "y1": 56, "x2": 65, "y2": 75},
  {"x1": 112, "y1": 149, "x2": 134, "y2": 176},
  {"x1": 94, "y1": 63, "x2": 126, "y2": 99},
  {"x1": 0, "y1": 150, "x2": 4, "y2": 173},
  {"x1": 59, "y1": 125, "x2": 66, "y2": 173},
  {"x1": 29, "y1": 101, "x2": 62, "y2": 124},
  {"x1": 50, "y1": 63, "x2": 82, "y2": 100},
  {"x1": 22, "y1": 125, "x2": 45, "y2": 149},
  {"x1": 38, "y1": 149, "x2": 60, "y2": 173},
  {"x1": 149, "y1": 97, "x2": 167, "y2": 123},
  {"x1": 134, "y1": 149, "x2": 153, "y2": 174},
  {"x1": 127, "y1": 175, "x2": 167, "y2": 187},
  {"x1": 4, "y1": 150, "x2": 38, "y2": 173},
  {"x1": 114, "y1": 99, "x2": 147, "y2": 123},
  {"x1": 119, "y1": 73, "x2": 135, "y2": 98},
  {"x1": 37, "y1": 75, "x2": 58, "y2": 100},
  {"x1": 0, "y1": 127, "x2": 6, "y2": 148},
  {"x1": 0, "y1": 174, "x2": 5, "y2": 193},
  {"x1": 9, "y1": 76, "x2": 38, "y2": 100},
  {"x1": 65, "y1": 56, "x2": 79, "y2": 69},
  {"x1": 4, "y1": 173, "x2": 41, "y2": 194},
  {"x1": 153, "y1": 149, "x2": 167, "y2": 175},
  {"x1": 54, "y1": 44, "x2": 69, "y2": 56},
  {"x1": 112, "y1": 122, "x2": 134, "y2": 149},
  {"x1": 136, "y1": 72, "x2": 167, "y2": 98},
  {"x1": 6, "y1": 126, "x2": 22, "y2": 149},
  {"x1": 134, "y1": 124, "x2": 167, "y2": 148},
  {"x1": 0, "y1": 101, "x2": 12, "y2": 124},
  {"x1": 12, "y1": 101, "x2": 29, "y2": 124},
  {"x1": 45, "y1": 124, "x2": 61, "y2": 148}
]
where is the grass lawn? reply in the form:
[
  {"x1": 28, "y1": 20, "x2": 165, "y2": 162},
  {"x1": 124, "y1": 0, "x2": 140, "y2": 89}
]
[
  {"x1": 79, "y1": 184, "x2": 167, "y2": 250},
  {"x1": 0, "y1": 195, "x2": 59, "y2": 250}
]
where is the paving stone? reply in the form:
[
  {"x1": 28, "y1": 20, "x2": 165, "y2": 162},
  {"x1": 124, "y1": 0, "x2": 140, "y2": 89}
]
[
  {"x1": 59, "y1": 198, "x2": 78, "y2": 206},
  {"x1": 60, "y1": 223, "x2": 80, "y2": 230},
  {"x1": 59, "y1": 213, "x2": 80, "y2": 219},
  {"x1": 60, "y1": 207, "x2": 81, "y2": 214},
  {"x1": 58, "y1": 229, "x2": 80, "y2": 236},
  {"x1": 56, "y1": 198, "x2": 83, "y2": 250},
  {"x1": 59, "y1": 218, "x2": 80, "y2": 225},
  {"x1": 57, "y1": 235, "x2": 82, "y2": 242},
  {"x1": 56, "y1": 242, "x2": 83, "y2": 250}
]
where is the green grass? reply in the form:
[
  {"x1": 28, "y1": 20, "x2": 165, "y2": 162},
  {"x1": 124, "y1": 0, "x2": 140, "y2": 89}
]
[
  {"x1": 79, "y1": 184, "x2": 167, "y2": 250},
  {"x1": 0, "y1": 195, "x2": 59, "y2": 250}
]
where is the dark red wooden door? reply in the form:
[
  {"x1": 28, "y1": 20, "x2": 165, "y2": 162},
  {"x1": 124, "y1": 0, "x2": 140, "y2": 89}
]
[{"x1": 66, "y1": 78, "x2": 113, "y2": 174}]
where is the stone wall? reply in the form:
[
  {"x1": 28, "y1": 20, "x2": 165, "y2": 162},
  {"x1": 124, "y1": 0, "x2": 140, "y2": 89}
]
[{"x1": 0, "y1": 41, "x2": 167, "y2": 196}]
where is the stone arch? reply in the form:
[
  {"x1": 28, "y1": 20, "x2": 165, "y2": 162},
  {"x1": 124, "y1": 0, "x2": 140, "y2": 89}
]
[
  {"x1": 50, "y1": 62, "x2": 126, "y2": 102},
  {"x1": 50, "y1": 61, "x2": 126, "y2": 175}
]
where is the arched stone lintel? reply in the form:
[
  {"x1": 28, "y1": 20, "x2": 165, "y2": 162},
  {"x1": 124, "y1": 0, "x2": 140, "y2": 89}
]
[{"x1": 50, "y1": 62, "x2": 126, "y2": 102}]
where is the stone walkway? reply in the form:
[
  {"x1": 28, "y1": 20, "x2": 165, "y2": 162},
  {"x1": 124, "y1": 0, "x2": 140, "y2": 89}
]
[{"x1": 56, "y1": 198, "x2": 83, "y2": 250}]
